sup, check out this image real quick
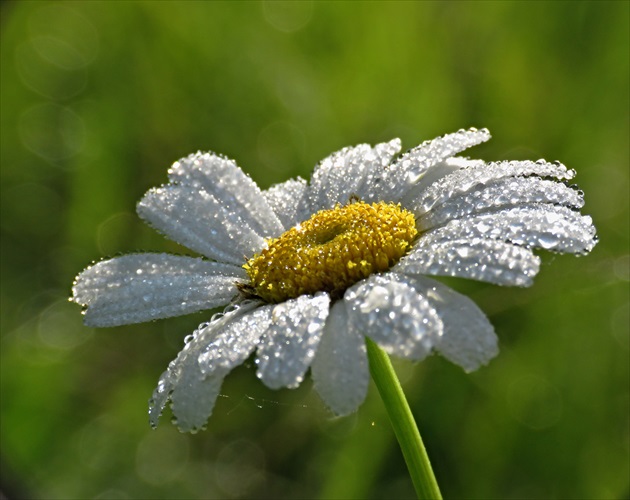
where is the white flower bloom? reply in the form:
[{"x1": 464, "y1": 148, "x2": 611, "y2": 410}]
[{"x1": 72, "y1": 128, "x2": 597, "y2": 432}]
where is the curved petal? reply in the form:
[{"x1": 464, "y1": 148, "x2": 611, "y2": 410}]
[
  {"x1": 383, "y1": 127, "x2": 491, "y2": 201},
  {"x1": 418, "y1": 177, "x2": 584, "y2": 229},
  {"x1": 398, "y1": 157, "x2": 484, "y2": 207},
  {"x1": 344, "y1": 274, "x2": 442, "y2": 360},
  {"x1": 197, "y1": 303, "x2": 274, "y2": 374},
  {"x1": 352, "y1": 138, "x2": 404, "y2": 201},
  {"x1": 262, "y1": 177, "x2": 308, "y2": 230},
  {"x1": 297, "y1": 139, "x2": 402, "y2": 216},
  {"x1": 422, "y1": 205, "x2": 597, "y2": 254},
  {"x1": 396, "y1": 236, "x2": 541, "y2": 287},
  {"x1": 137, "y1": 185, "x2": 265, "y2": 264},
  {"x1": 311, "y1": 300, "x2": 369, "y2": 416},
  {"x1": 407, "y1": 276, "x2": 498, "y2": 372},
  {"x1": 149, "y1": 301, "x2": 266, "y2": 432},
  {"x1": 168, "y1": 366, "x2": 228, "y2": 434},
  {"x1": 168, "y1": 151, "x2": 283, "y2": 237},
  {"x1": 409, "y1": 159, "x2": 575, "y2": 216},
  {"x1": 256, "y1": 293, "x2": 330, "y2": 390},
  {"x1": 72, "y1": 254, "x2": 242, "y2": 327}
]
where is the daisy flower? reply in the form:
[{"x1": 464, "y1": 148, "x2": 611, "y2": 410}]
[{"x1": 71, "y1": 128, "x2": 597, "y2": 433}]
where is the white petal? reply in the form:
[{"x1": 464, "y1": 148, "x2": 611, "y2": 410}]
[
  {"x1": 72, "y1": 254, "x2": 242, "y2": 327},
  {"x1": 169, "y1": 366, "x2": 228, "y2": 433},
  {"x1": 297, "y1": 139, "x2": 402, "y2": 216},
  {"x1": 408, "y1": 276, "x2": 498, "y2": 372},
  {"x1": 397, "y1": 237, "x2": 541, "y2": 287},
  {"x1": 398, "y1": 157, "x2": 484, "y2": 207},
  {"x1": 149, "y1": 361, "x2": 178, "y2": 429},
  {"x1": 311, "y1": 300, "x2": 369, "y2": 416},
  {"x1": 418, "y1": 177, "x2": 585, "y2": 229},
  {"x1": 168, "y1": 151, "x2": 283, "y2": 237},
  {"x1": 382, "y1": 127, "x2": 491, "y2": 201},
  {"x1": 198, "y1": 303, "x2": 274, "y2": 374},
  {"x1": 256, "y1": 293, "x2": 330, "y2": 390},
  {"x1": 424, "y1": 205, "x2": 597, "y2": 254},
  {"x1": 410, "y1": 159, "x2": 575, "y2": 215},
  {"x1": 344, "y1": 274, "x2": 442, "y2": 360},
  {"x1": 262, "y1": 177, "x2": 307, "y2": 229},
  {"x1": 137, "y1": 185, "x2": 265, "y2": 264},
  {"x1": 150, "y1": 358, "x2": 229, "y2": 433},
  {"x1": 149, "y1": 301, "x2": 263, "y2": 432},
  {"x1": 353, "y1": 138, "x2": 404, "y2": 201}
]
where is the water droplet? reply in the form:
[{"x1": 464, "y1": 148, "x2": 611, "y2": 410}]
[
  {"x1": 456, "y1": 247, "x2": 470, "y2": 258},
  {"x1": 538, "y1": 233, "x2": 559, "y2": 249}
]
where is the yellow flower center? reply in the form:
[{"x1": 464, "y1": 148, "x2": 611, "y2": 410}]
[{"x1": 243, "y1": 201, "x2": 418, "y2": 303}]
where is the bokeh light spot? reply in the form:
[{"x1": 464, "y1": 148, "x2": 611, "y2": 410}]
[
  {"x1": 19, "y1": 103, "x2": 85, "y2": 162},
  {"x1": 31, "y1": 35, "x2": 89, "y2": 71},
  {"x1": 37, "y1": 299, "x2": 93, "y2": 351},
  {"x1": 97, "y1": 212, "x2": 136, "y2": 255},
  {"x1": 28, "y1": 4, "x2": 99, "y2": 64},
  {"x1": 613, "y1": 255, "x2": 630, "y2": 281},
  {"x1": 263, "y1": 1, "x2": 313, "y2": 33},
  {"x1": 15, "y1": 41, "x2": 87, "y2": 100}
]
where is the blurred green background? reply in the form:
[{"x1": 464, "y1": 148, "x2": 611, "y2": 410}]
[{"x1": 1, "y1": 1, "x2": 628, "y2": 499}]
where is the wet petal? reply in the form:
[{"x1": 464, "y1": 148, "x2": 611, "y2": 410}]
[
  {"x1": 398, "y1": 157, "x2": 484, "y2": 207},
  {"x1": 72, "y1": 254, "x2": 242, "y2": 327},
  {"x1": 353, "y1": 138, "x2": 404, "y2": 202},
  {"x1": 344, "y1": 274, "x2": 442, "y2": 360},
  {"x1": 198, "y1": 304, "x2": 274, "y2": 374},
  {"x1": 263, "y1": 177, "x2": 308, "y2": 230},
  {"x1": 149, "y1": 361, "x2": 178, "y2": 429},
  {"x1": 409, "y1": 276, "x2": 498, "y2": 372},
  {"x1": 169, "y1": 366, "x2": 228, "y2": 433},
  {"x1": 137, "y1": 185, "x2": 265, "y2": 264},
  {"x1": 149, "y1": 348, "x2": 228, "y2": 432},
  {"x1": 168, "y1": 151, "x2": 283, "y2": 237},
  {"x1": 425, "y1": 205, "x2": 597, "y2": 254},
  {"x1": 149, "y1": 301, "x2": 264, "y2": 432},
  {"x1": 256, "y1": 293, "x2": 330, "y2": 390},
  {"x1": 418, "y1": 177, "x2": 584, "y2": 229},
  {"x1": 297, "y1": 139, "x2": 402, "y2": 216},
  {"x1": 383, "y1": 127, "x2": 491, "y2": 201},
  {"x1": 396, "y1": 236, "x2": 541, "y2": 287},
  {"x1": 410, "y1": 159, "x2": 575, "y2": 215},
  {"x1": 311, "y1": 300, "x2": 369, "y2": 416},
  {"x1": 150, "y1": 355, "x2": 229, "y2": 433}
]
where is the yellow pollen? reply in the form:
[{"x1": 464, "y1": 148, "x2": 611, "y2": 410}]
[{"x1": 243, "y1": 201, "x2": 418, "y2": 303}]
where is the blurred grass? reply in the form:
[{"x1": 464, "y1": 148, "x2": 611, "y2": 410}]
[{"x1": 1, "y1": 1, "x2": 628, "y2": 499}]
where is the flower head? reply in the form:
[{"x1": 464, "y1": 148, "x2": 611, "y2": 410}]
[{"x1": 72, "y1": 128, "x2": 597, "y2": 432}]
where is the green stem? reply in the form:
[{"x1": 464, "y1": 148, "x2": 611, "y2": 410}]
[{"x1": 366, "y1": 337, "x2": 443, "y2": 500}]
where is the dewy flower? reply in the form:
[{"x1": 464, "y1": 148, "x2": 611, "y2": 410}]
[{"x1": 72, "y1": 128, "x2": 597, "y2": 432}]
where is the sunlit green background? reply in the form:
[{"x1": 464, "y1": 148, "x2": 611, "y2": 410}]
[{"x1": 1, "y1": 1, "x2": 628, "y2": 499}]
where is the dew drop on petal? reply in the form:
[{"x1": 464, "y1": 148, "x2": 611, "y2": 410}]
[
  {"x1": 538, "y1": 233, "x2": 559, "y2": 249},
  {"x1": 358, "y1": 285, "x2": 390, "y2": 313}
]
